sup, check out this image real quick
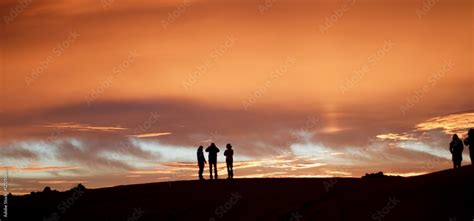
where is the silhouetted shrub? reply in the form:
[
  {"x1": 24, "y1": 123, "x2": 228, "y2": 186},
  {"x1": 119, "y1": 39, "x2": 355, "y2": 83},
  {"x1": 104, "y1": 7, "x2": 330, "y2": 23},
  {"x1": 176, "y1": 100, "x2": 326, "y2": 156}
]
[
  {"x1": 77, "y1": 183, "x2": 86, "y2": 191},
  {"x1": 69, "y1": 183, "x2": 86, "y2": 193},
  {"x1": 43, "y1": 186, "x2": 52, "y2": 193},
  {"x1": 362, "y1": 171, "x2": 386, "y2": 179}
]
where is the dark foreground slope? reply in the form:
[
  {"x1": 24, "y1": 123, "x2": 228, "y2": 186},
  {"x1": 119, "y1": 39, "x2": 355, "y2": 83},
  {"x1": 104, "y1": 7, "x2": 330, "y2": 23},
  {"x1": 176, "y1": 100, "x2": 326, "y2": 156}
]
[{"x1": 5, "y1": 166, "x2": 474, "y2": 221}]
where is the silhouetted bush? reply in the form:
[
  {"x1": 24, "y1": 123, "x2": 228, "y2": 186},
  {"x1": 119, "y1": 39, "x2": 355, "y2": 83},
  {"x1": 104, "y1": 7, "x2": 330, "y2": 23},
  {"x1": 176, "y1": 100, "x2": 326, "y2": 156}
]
[
  {"x1": 43, "y1": 186, "x2": 52, "y2": 193},
  {"x1": 69, "y1": 183, "x2": 87, "y2": 193},
  {"x1": 77, "y1": 183, "x2": 86, "y2": 191},
  {"x1": 362, "y1": 171, "x2": 386, "y2": 179}
]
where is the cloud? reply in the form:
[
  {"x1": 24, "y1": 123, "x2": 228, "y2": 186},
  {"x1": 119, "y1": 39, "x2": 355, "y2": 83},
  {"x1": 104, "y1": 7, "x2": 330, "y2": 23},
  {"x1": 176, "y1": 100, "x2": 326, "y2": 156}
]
[
  {"x1": 375, "y1": 112, "x2": 473, "y2": 145},
  {"x1": 36, "y1": 180, "x2": 88, "y2": 184},
  {"x1": 1, "y1": 99, "x2": 322, "y2": 156},
  {"x1": 373, "y1": 112, "x2": 474, "y2": 161},
  {"x1": 2, "y1": 101, "x2": 471, "y2": 181},
  {"x1": 13, "y1": 166, "x2": 80, "y2": 173},
  {"x1": 42, "y1": 122, "x2": 127, "y2": 132},
  {"x1": 376, "y1": 133, "x2": 415, "y2": 141},
  {"x1": 415, "y1": 112, "x2": 474, "y2": 135},
  {"x1": 384, "y1": 172, "x2": 428, "y2": 177},
  {"x1": 397, "y1": 141, "x2": 449, "y2": 159},
  {"x1": 128, "y1": 132, "x2": 172, "y2": 138}
]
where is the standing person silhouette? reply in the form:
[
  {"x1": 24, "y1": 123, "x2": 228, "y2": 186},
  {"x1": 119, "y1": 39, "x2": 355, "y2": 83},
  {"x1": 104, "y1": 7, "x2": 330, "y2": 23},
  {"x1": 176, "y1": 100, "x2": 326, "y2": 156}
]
[
  {"x1": 206, "y1": 143, "x2": 220, "y2": 179},
  {"x1": 197, "y1": 146, "x2": 207, "y2": 180},
  {"x1": 449, "y1": 134, "x2": 464, "y2": 169},
  {"x1": 224, "y1": 144, "x2": 234, "y2": 179},
  {"x1": 463, "y1": 129, "x2": 474, "y2": 165}
]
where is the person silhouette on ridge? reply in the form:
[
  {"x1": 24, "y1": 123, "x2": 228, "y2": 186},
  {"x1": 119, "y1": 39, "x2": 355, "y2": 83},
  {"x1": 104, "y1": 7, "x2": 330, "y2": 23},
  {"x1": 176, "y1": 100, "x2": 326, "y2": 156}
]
[
  {"x1": 449, "y1": 134, "x2": 464, "y2": 169},
  {"x1": 224, "y1": 143, "x2": 234, "y2": 179},
  {"x1": 463, "y1": 128, "x2": 474, "y2": 165},
  {"x1": 197, "y1": 146, "x2": 207, "y2": 180},
  {"x1": 206, "y1": 143, "x2": 220, "y2": 179}
]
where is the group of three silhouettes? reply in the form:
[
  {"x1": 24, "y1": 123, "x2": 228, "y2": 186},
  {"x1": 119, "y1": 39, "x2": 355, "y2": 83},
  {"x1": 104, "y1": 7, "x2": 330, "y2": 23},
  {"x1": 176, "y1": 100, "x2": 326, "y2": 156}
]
[{"x1": 197, "y1": 143, "x2": 234, "y2": 180}]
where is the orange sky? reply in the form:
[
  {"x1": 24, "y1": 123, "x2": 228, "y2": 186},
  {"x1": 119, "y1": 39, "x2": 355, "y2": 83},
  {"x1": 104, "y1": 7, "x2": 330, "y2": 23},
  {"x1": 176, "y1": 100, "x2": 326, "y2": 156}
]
[{"x1": 0, "y1": 0, "x2": 473, "y2": 194}]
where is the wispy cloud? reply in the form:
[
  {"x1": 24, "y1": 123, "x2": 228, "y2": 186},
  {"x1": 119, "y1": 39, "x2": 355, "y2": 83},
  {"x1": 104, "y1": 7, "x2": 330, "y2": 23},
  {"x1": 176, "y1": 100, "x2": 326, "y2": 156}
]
[
  {"x1": 376, "y1": 133, "x2": 415, "y2": 141},
  {"x1": 0, "y1": 165, "x2": 80, "y2": 173},
  {"x1": 127, "y1": 132, "x2": 172, "y2": 138},
  {"x1": 415, "y1": 112, "x2": 474, "y2": 135},
  {"x1": 42, "y1": 122, "x2": 127, "y2": 132},
  {"x1": 376, "y1": 112, "x2": 473, "y2": 142},
  {"x1": 36, "y1": 180, "x2": 87, "y2": 184},
  {"x1": 385, "y1": 172, "x2": 428, "y2": 177}
]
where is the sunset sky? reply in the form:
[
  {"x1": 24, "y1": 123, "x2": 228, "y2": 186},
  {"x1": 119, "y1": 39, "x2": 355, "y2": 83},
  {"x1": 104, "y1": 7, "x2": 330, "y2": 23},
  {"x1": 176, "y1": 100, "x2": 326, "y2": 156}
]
[{"x1": 0, "y1": 0, "x2": 473, "y2": 195}]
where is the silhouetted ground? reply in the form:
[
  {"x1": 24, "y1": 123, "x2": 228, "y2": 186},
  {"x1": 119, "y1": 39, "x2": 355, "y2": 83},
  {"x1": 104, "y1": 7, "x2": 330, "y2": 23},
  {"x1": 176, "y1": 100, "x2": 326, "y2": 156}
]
[{"x1": 4, "y1": 166, "x2": 474, "y2": 221}]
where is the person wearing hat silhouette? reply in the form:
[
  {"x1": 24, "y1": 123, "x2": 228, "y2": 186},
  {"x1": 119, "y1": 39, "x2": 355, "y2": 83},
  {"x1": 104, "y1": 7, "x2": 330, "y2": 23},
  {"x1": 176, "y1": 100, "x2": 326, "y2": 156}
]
[
  {"x1": 197, "y1": 146, "x2": 207, "y2": 180},
  {"x1": 206, "y1": 143, "x2": 220, "y2": 179},
  {"x1": 224, "y1": 143, "x2": 234, "y2": 179}
]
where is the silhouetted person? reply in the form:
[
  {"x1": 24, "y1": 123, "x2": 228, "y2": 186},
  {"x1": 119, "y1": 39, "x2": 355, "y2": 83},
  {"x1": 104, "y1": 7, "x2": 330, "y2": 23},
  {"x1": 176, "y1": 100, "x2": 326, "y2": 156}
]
[
  {"x1": 464, "y1": 129, "x2": 474, "y2": 165},
  {"x1": 206, "y1": 143, "x2": 220, "y2": 179},
  {"x1": 197, "y1": 146, "x2": 207, "y2": 180},
  {"x1": 449, "y1": 134, "x2": 464, "y2": 169},
  {"x1": 224, "y1": 143, "x2": 234, "y2": 179}
]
